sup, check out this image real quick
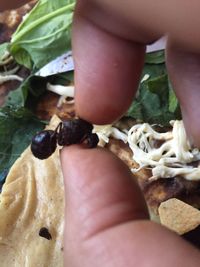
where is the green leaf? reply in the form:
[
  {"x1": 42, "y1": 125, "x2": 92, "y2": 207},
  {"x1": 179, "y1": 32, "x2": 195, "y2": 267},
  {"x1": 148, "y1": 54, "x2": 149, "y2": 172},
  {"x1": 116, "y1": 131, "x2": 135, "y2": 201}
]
[
  {"x1": 9, "y1": 0, "x2": 75, "y2": 69},
  {"x1": 5, "y1": 71, "x2": 74, "y2": 108},
  {"x1": 0, "y1": 43, "x2": 9, "y2": 63},
  {"x1": 143, "y1": 62, "x2": 166, "y2": 78},
  {"x1": 145, "y1": 50, "x2": 165, "y2": 64},
  {"x1": 55, "y1": 71, "x2": 74, "y2": 84},
  {"x1": 127, "y1": 62, "x2": 181, "y2": 125},
  {"x1": 0, "y1": 106, "x2": 45, "y2": 188},
  {"x1": 5, "y1": 75, "x2": 46, "y2": 108},
  {"x1": 148, "y1": 74, "x2": 169, "y2": 104}
]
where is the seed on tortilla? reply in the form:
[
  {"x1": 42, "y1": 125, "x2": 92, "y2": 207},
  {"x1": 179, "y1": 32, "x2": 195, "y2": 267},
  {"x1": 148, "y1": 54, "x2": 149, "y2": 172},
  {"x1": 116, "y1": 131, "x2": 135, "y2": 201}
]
[{"x1": 39, "y1": 227, "x2": 52, "y2": 240}]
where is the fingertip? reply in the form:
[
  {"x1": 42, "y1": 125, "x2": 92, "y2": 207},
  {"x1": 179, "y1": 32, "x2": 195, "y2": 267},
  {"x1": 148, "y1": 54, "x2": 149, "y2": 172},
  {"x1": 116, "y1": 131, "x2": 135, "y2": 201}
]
[
  {"x1": 60, "y1": 145, "x2": 85, "y2": 188},
  {"x1": 73, "y1": 12, "x2": 145, "y2": 124}
]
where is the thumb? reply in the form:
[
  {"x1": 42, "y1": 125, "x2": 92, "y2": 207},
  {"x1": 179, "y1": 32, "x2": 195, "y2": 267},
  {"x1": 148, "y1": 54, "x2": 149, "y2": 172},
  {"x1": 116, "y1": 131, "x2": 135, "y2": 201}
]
[
  {"x1": 61, "y1": 146, "x2": 148, "y2": 264},
  {"x1": 61, "y1": 146, "x2": 200, "y2": 267}
]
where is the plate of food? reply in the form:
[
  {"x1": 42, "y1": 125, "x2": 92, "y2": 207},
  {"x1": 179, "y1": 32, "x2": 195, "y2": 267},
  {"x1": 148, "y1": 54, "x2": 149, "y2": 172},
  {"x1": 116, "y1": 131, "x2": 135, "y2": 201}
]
[{"x1": 0, "y1": 1, "x2": 200, "y2": 266}]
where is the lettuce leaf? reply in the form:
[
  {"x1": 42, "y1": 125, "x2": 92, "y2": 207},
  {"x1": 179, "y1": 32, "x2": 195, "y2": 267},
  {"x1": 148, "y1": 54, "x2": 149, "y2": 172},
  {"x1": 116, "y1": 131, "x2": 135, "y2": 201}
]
[{"x1": 9, "y1": 0, "x2": 75, "y2": 69}]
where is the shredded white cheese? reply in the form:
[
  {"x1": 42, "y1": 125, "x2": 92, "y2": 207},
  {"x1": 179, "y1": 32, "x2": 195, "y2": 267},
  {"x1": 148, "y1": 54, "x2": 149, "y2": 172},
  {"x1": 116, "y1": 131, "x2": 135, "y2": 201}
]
[
  {"x1": 90, "y1": 119, "x2": 200, "y2": 181},
  {"x1": 93, "y1": 125, "x2": 127, "y2": 147},
  {"x1": 47, "y1": 83, "x2": 74, "y2": 98},
  {"x1": 46, "y1": 83, "x2": 75, "y2": 107},
  {"x1": 0, "y1": 74, "x2": 23, "y2": 85},
  {"x1": 0, "y1": 50, "x2": 22, "y2": 85},
  {"x1": 151, "y1": 165, "x2": 200, "y2": 181},
  {"x1": 127, "y1": 120, "x2": 200, "y2": 181}
]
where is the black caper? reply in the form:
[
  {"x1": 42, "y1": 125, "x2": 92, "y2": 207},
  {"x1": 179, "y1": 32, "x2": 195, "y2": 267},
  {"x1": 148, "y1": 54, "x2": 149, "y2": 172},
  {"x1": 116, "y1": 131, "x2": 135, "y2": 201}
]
[
  {"x1": 31, "y1": 118, "x2": 98, "y2": 160},
  {"x1": 31, "y1": 130, "x2": 57, "y2": 159}
]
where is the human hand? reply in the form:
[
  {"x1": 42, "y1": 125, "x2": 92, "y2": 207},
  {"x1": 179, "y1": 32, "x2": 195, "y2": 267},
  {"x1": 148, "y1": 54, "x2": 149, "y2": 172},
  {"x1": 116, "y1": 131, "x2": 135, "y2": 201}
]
[
  {"x1": 73, "y1": 0, "x2": 200, "y2": 146},
  {"x1": 61, "y1": 1, "x2": 200, "y2": 266}
]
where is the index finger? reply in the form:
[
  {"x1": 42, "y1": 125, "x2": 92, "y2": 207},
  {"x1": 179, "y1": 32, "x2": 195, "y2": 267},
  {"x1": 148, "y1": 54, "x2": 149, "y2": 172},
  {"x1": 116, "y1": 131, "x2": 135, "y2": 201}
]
[{"x1": 73, "y1": 1, "x2": 146, "y2": 124}]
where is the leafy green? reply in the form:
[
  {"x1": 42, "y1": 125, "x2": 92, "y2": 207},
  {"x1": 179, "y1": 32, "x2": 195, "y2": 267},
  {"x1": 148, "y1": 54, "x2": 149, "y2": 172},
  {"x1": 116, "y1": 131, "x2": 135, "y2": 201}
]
[
  {"x1": 9, "y1": 0, "x2": 75, "y2": 69},
  {"x1": 168, "y1": 79, "x2": 180, "y2": 114},
  {"x1": 6, "y1": 71, "x2": 74, "y2": 108},
  {"x1": 127, "y1": 51, "x2": 181, "y2": 125},
  {"x1": 55, "y1": 71, "x2": 74, "y2": 84},
  {"x1": 0, "y1": 0, "x2": 76, "y2": 188},
  {"x1": 145, "y1": 50, "x2": 165, "y2": 64},
  {"x1": 0, "y1": 43, "x2": 9, "y2": 63},
  {"x1": 1, "y1": 71, "x2": 74, "y2": 187},
  {"x1": 0, "y1": 106, "x2": 45, "y2": 188},
  {"x1": 6, "y1": 75, "x2": 48, "y2": 108}
]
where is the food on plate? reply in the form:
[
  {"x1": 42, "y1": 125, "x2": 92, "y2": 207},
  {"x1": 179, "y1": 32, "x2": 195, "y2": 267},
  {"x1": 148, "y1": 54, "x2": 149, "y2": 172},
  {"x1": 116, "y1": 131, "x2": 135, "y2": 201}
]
[
  {"x1": 0, "y1": 115, "x2": 64, "y2": 267},
  {"x1": 0, "y1": 0, "x2": 75, "y2": 188},
  {"x1": 98, "y1": 120, "x2": 200, "y2": 225},
  {"x1": 0, "y1": 1, "x2": 200, "y2": 266}
]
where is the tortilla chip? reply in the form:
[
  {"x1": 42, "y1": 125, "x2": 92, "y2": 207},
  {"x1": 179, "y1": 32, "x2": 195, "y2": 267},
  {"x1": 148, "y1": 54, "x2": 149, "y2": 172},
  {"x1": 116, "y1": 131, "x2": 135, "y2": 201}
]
[
  {"x1": 0, "y1": 115, "x2": 64, "y2": 267},
  {"x1": 158, "y1": 198, "x2": 200, "y2": 235}
]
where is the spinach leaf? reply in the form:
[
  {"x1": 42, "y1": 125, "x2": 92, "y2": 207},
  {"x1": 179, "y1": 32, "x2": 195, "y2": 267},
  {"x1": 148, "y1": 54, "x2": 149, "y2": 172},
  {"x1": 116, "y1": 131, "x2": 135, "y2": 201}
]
[
  {"x1": 127, "y1": 57, "x2": 181, "y2": 125},
  {"x1": 6, "y1": 75, "x2": 48, "y2": 108},
  {"x1": 0, "y1": 106, "x2": 45, "y2": 189},
  {"x1": 145, "y1": 50, "x2": 165, "y2": 64},
  {"x1": 9, "y1": 0, "x2": 75, "y2": 69},
  {"x1": 6, "y1": 71, "x2": 74, "y2": 108}
]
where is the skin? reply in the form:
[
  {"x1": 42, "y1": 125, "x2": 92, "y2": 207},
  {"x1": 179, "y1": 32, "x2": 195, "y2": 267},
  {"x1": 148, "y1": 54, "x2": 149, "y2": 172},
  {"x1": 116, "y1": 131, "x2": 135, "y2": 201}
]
[
  {"x1": 2, "y1": 1, "x2": 200, "y2": 266},
  {"x1": 73, "y1": 0, "x2": 200, "y2": 146},
  {"x1": 63, "y1": 1, "x2": 200, "y2": 266}
]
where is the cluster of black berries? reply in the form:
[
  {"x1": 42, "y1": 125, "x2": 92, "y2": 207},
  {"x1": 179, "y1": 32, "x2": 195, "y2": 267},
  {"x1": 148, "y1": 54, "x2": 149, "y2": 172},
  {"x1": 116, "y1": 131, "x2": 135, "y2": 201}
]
[{"x1": 31, "y1": 118, "x2": 99, "y2": 159}]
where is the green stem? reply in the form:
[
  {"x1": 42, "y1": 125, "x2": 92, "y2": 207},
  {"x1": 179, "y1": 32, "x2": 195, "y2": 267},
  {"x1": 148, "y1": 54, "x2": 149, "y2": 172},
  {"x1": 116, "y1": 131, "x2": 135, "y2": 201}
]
[{"x1": 11, "y1": 3, "x2": 75, "y2": 43}]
